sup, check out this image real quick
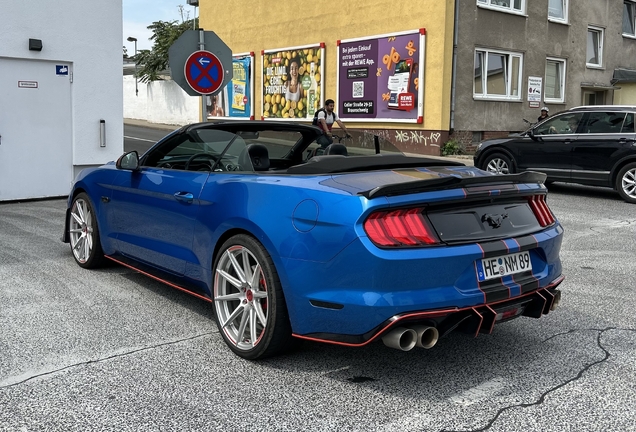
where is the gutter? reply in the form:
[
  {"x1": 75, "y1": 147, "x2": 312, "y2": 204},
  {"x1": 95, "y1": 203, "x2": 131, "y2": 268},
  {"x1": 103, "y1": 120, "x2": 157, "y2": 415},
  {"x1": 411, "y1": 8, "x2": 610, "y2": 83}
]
[{"x1": 450, "y1": 0, "x2": 460, "y2": 132}]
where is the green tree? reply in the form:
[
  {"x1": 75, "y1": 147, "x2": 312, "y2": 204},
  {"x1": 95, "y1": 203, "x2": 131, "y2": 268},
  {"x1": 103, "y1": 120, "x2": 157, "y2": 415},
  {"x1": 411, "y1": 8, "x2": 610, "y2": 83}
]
[{"x1": 134, "y1": 16, "x2": 198, "y2": 83}]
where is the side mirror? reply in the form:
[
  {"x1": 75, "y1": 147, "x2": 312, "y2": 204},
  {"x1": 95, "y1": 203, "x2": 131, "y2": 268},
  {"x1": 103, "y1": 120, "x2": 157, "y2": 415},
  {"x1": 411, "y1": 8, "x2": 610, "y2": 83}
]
[
  {"x1": 116, "y1": 151, "x2": 139, "y2": 170},
  {"x1": 528, "y1": 128, "x2": 539, "y2": 142}
]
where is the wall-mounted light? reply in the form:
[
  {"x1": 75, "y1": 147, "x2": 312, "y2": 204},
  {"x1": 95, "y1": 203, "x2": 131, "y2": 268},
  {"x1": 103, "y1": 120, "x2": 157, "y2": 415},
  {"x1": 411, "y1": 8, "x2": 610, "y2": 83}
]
[
  {"x1": 100, "y1": 120, "x2": 106, "y2": 147},
  {"x1": 29, "y1": 39, "x2": 42, "y2": 51}
]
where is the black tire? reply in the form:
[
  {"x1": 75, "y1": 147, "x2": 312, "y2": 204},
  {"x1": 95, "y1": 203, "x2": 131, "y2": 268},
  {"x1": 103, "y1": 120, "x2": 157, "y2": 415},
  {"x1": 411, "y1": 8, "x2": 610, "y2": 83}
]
[
  {"x1": 616, "y1": 162, "x2": 636, "y2": 204},
  {"x1": 68, "y1": 192, "x2": 106, "y2": 269},
  {"x1": 212, "y1": 234, "x2": 293, "y2": 360},
  {"x1": 482, "y1": 152, "x2": 514, "y2": 175}
]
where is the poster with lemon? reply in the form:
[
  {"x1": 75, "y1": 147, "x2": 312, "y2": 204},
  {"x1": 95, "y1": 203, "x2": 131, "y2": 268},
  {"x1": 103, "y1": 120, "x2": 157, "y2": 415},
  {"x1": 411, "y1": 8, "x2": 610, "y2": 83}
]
[{"x1": 262, "y1": 43, "x2": 325, "y2": 121}]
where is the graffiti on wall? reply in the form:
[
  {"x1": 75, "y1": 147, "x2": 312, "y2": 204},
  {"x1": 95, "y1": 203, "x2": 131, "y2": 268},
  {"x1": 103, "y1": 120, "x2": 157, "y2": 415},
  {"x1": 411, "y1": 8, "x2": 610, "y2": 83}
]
[{"x1": 357, "y1": 128, "x2": 448, "y2": 155}]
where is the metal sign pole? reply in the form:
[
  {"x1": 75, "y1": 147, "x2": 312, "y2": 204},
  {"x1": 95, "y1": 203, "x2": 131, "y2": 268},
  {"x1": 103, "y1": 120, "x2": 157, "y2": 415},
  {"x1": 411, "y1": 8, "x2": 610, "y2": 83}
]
[{"x1": 199, "y1": 29, "x2": 207, "y2": 122}]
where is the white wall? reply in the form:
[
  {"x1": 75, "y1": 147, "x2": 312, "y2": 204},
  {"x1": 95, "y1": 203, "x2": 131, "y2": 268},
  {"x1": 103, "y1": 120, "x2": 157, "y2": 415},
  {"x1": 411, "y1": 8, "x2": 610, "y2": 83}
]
[
  {"x1": 0, "y1": 1, "x2": 123, "y2": 167},
  {"x1": 123, "y1": 76, "x2": 201, "y2": 126}
]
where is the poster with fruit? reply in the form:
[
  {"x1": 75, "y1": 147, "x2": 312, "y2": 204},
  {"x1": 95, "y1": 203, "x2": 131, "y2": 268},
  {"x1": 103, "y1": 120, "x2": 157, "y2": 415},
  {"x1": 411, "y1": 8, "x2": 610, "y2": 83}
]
[
  {"x1": 207, "y1": 53, "x2": 255, "y2": 120},
  {"x1": 261, "y1": 43, "x2": 325, "y2": 121},
  {"x1": 337, "y1": 30, "x2": 426, "y2": 123}
]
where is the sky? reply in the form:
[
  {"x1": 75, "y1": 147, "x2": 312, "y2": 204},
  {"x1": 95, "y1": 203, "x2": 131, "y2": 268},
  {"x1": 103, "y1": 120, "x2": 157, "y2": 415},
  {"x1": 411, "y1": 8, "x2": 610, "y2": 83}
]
[{"x1": 123, "y1": 0, "x2": 197, "y2": 54}]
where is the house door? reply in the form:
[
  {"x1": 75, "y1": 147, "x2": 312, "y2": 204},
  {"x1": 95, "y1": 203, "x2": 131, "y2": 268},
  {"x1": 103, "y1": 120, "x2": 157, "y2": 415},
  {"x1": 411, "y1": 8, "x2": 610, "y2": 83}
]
[{"x1": 0, "y1": 57, "x2": 73, "y2": 201}]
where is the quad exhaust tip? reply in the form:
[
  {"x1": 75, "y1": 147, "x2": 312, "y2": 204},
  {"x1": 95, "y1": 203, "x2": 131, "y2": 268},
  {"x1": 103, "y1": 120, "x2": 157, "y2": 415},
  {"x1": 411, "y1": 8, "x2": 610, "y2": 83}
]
[{"x1": 382, "y1": 325, "x2": 439, "y2": 351}]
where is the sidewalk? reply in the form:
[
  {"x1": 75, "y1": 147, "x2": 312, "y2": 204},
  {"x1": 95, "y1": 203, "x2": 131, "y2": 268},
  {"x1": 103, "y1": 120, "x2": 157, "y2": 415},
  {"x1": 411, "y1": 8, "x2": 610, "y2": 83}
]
[
  {"x1": 123, "y1": 118, "x2": 474, "y2": 166},
  {"x1": 124, "y1": 118, "x2": 184, "y2": 131}
]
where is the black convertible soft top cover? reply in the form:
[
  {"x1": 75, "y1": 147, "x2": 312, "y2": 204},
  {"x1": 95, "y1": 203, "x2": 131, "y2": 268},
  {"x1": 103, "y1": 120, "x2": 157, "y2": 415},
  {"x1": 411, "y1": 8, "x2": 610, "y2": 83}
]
[{"x1": 286, "y1": 155, "x2": 465, "y2": 175}]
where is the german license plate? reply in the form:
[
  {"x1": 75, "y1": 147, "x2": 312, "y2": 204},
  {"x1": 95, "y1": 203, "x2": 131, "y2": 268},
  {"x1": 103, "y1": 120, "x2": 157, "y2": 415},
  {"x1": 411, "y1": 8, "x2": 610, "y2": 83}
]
[{"x1": 476, "y1": 251, "x2": 532, "y2": 282}]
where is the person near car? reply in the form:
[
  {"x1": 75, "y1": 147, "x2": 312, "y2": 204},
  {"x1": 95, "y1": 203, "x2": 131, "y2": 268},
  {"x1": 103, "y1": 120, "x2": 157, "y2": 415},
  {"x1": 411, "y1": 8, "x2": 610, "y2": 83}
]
[
  {"x1": 537, "y1": 106, "x2": 550, "y2": 122},
  {"x1": 316, "y1": 99, "x2": 351, "y2": 147}
]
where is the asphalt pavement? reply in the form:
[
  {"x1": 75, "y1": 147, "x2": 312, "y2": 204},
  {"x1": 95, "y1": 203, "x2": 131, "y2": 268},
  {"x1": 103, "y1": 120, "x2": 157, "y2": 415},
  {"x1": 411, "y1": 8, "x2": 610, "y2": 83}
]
[{"x1": 1, "y1": 161, "x2": 635, "y2": 431}]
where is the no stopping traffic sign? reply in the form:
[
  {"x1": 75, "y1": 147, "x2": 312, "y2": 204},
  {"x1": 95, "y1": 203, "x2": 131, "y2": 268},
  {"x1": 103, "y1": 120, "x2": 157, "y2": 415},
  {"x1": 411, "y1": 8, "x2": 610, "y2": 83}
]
[{"x1": 184, "y1": 50, "x2": 224, "y2": 95}]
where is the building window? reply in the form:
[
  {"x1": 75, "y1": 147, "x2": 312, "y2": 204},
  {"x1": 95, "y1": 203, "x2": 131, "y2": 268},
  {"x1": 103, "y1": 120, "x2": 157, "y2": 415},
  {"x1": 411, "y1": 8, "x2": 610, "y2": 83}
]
[
  {"x1": 548, "y1": 0, "x2": 568, "y2": 23},
  {"x1": 586, "y1": 27, "x2": 604, "y2": 68},
  {"x1": 624, "y1": 1, "x2": 636, "y2": 37},
  {"x1": 545, "y1": 58, "x2": 566, "y2": 103},
  {"x1": 474, "y1": 49, "x2": 523, "y2": 100},
  {"x1": 477, "y1": 0, "x2": 525, "y2": 15}
]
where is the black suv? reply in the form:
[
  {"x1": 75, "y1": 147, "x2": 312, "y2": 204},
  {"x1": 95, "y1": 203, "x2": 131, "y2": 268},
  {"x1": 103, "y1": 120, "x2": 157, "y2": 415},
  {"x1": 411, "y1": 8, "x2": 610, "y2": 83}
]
[{"x1": 473, "y1": 105, "x2": 636, "y2": 203}]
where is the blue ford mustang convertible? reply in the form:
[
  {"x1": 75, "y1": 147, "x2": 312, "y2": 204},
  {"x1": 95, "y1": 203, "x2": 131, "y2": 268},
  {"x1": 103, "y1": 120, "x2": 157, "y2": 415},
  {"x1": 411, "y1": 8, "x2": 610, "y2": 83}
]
[{"x1": 62, "y1": 121, "x2": 564, "y2": 359}]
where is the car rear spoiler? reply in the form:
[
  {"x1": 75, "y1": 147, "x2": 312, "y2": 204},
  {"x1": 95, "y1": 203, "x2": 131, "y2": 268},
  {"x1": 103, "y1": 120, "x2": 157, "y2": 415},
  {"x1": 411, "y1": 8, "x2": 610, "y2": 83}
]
[{"x1": 360, "y1": 171, "x2": 547, "y2": 199}]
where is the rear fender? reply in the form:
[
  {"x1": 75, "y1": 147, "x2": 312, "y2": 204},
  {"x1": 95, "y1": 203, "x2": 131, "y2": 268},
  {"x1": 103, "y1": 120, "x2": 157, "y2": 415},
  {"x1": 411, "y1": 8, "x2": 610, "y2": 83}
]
[{"x1": 610, "y1": 156, "x2": 636, "y2": 188}]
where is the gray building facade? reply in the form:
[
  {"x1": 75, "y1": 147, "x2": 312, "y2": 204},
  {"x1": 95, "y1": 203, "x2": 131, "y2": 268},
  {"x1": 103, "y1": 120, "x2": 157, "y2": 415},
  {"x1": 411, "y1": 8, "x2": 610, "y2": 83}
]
[{"x1": 451, "y1": 0, "x2": 636, "y2": 151}]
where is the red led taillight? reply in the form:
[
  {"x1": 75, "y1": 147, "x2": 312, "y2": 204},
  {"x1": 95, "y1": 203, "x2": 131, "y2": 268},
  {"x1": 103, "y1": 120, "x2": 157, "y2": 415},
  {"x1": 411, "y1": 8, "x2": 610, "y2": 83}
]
[
  {"x1": 528, "y1": 195, "x2": 556, "y2": 227},
  {"x1": 363, "y1": 208, "x2": 439, "y2": 247}
]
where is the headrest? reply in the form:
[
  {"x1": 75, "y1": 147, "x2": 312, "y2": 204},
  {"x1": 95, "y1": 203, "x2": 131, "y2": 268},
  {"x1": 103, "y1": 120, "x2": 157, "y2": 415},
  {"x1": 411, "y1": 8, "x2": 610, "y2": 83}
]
[
  {"x1": 324, "y1": 143, "x2": 348, "y2": 156},
  {"x1": 238, "y1": 143, "x2": 270, "y2": 171}
]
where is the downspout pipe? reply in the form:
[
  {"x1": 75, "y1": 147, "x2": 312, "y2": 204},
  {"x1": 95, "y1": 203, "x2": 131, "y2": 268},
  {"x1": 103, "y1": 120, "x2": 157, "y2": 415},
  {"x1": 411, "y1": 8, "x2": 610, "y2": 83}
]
[{"x1": 450, "y1": 0, "x2": 460, "y2": 132}]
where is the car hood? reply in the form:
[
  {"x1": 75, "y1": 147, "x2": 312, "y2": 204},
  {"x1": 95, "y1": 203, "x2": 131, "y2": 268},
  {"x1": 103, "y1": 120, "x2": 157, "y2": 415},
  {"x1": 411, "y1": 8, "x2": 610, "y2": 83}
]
[{"x1": 480, "y1": 136, "x2": 522, "y2": 147}]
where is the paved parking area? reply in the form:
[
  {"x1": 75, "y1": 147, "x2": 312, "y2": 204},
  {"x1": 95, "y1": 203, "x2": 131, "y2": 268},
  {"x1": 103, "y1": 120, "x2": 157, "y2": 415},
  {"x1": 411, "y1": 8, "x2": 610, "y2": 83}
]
[{"x1": 1, "y1": 183, "x2": 635, "y2": 431}]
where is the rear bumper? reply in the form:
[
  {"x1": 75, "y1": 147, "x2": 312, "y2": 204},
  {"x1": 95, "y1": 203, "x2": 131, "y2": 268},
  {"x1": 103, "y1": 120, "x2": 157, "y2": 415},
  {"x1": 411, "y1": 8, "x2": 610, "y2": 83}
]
[
  {"x1": 282, "y1": 223, "x2": 564, "y2": 336},
  {"x1": 293, "y1": 277, "x2": 564, "y2": 346}
]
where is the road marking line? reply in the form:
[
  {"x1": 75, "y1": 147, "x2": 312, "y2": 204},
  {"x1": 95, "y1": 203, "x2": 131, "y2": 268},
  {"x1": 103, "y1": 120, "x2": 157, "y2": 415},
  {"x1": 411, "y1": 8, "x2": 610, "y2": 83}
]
[
  {"x1": 450, "y1": 377, "x2": 506, "y2": 406},
  {"x1": 123, "y1": 135, "x2": 156, "y2": 143}
]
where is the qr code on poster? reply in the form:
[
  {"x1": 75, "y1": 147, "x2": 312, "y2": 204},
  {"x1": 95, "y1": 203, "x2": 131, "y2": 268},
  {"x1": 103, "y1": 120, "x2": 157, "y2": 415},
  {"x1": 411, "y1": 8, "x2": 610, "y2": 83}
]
[{"x1": 352, "y1": 81, "x2": 364, "y2": 98}]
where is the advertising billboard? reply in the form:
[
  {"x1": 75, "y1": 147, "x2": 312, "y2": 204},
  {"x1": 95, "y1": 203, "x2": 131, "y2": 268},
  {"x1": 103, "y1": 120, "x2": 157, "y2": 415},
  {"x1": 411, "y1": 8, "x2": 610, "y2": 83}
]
[
  {"x1": 261, "y1": 43, "x2": 325, "y2": 121},
  {"x1": 337, "y1": 29, "x2": 425, "y2": 123},
  {"x1": 207, "y1": 53, "x2": 255, "y2": 120}
]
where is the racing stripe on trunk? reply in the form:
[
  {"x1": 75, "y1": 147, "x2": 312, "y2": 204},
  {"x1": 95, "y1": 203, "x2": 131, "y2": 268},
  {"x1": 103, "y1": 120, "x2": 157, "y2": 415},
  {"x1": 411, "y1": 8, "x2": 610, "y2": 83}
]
[
  {"x1": 503, "y1": 238, "x2": 520, "y2": 253},
  {"x1": 478, "y1": 240, "x2": 508, "y2": 257},
  {"x1": 514, "y1": 235, "x2": 539, "y2": 251}
]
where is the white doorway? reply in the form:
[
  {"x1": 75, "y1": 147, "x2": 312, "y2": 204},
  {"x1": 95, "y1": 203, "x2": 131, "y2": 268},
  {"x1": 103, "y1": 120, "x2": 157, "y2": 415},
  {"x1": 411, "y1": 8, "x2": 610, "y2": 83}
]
[{"x1": 0, "y1": 57, "x2": 73, "y2": 201}]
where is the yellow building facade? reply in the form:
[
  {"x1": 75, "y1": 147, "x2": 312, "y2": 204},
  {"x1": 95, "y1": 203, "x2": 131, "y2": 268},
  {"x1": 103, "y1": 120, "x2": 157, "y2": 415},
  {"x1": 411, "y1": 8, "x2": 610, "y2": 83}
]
[{"x1": 200, "y1": 0, "x2": 456, "y2": 155}]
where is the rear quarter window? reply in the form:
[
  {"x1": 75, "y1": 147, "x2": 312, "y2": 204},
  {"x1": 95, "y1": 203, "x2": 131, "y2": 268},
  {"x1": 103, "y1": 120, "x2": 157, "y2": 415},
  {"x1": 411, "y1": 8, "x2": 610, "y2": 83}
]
[{"x1": 582, "y1": 112, "x2": 626, "y2": 134}]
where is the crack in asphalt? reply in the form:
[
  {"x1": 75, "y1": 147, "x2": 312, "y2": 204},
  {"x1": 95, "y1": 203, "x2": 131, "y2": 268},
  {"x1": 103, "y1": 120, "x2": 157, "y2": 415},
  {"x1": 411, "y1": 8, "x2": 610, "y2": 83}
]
[
  {"x1": 0, "y1": 332, "x2": 214, "y2": 390},
  {"x1": 441, "y1": 327, "x2": 636, "y2": 432}
]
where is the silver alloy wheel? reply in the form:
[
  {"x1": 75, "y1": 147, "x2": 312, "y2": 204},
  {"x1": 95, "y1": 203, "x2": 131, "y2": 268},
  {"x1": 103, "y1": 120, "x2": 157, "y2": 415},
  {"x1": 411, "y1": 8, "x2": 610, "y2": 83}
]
[
  {"x1": 486, "y1": 158, "x2": 510, "y2": 174},
  {"x1": 214, "y1": 245, "x2": 269, "y2": 351},
  {"x1": 69, "y1": 198, "x2": 94, "y2": 264},
  {"x1": 621, "y1": 166, "x2": 636, "y2": 199}
]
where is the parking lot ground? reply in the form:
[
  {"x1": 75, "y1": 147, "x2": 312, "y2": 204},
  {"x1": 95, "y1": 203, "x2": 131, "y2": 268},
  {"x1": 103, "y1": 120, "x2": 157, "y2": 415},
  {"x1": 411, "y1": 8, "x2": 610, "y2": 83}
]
[{"x1": 1, "y1": 184, "x2": 635, "y2": 432}]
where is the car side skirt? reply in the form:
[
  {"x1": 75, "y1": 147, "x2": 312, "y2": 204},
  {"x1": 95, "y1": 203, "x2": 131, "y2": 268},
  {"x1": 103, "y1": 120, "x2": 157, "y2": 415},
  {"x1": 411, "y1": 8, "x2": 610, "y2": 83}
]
[
  {"x1": 292, "y1": 275, "x2": 564, "y2": 347},
  {"x1": 105, "y1": 255, "x2": 213, "y2": 303}
]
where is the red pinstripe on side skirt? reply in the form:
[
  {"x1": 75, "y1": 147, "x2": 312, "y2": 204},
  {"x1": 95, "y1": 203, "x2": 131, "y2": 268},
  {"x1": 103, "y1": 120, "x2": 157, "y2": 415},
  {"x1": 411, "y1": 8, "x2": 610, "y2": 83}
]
[{"x1": 104, "y1": 255, "x2": 213, "y2": 303}]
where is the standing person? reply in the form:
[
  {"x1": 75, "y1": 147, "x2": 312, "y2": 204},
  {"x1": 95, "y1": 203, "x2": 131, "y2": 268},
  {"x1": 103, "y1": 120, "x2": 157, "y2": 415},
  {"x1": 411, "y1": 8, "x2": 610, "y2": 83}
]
[
  {"x1": 537, "y1": 106, "x2": 550, "y2": 122},
  {"x1": 313, "y1": 99, "x2": 351, "y2": 147}
]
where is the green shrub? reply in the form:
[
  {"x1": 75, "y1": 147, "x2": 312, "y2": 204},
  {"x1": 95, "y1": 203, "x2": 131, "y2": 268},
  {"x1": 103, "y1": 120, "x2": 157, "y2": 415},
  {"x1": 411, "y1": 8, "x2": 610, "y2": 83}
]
[{"x1": 441, "y1": 139, "x2": 463, "y2": 156}]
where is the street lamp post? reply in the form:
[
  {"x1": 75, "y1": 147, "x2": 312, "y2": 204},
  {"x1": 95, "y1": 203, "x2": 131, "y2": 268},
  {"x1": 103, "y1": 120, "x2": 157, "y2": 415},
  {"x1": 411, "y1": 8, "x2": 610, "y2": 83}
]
[{"x1": 127, "y1": 36, "x2": 138, "y2": 96}]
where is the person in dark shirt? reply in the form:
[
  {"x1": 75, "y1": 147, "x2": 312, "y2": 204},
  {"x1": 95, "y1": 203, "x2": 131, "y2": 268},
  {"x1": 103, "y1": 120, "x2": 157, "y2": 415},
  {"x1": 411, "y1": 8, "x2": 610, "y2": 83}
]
[{"x1": 537, "y1": 106, "x2": 549, "y2": 122}]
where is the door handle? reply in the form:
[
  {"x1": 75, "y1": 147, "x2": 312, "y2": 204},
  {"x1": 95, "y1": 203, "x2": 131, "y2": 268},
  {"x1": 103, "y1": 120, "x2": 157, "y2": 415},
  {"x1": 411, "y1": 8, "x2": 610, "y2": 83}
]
[
  {"x1": 619, "y1": 138, "x2": 635, "y2": 143},
  {"x1": 174, "y1": 192, "x2": 194, "y2": 203}
]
